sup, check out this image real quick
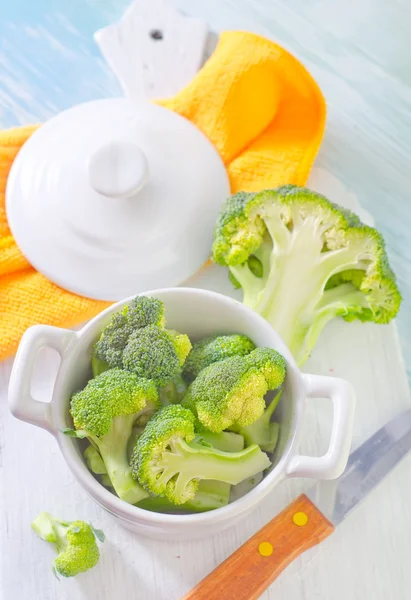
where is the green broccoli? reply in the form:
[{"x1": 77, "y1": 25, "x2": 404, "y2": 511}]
[
  {"x1": 158, "y1": 374, "x2": 188, "y2": 405},
  {"x1": 182, "y1": 347, "x2": 286, "y2": 433},
  {"x1": 122, "y1": 325, "x2": 192, "y2": 387},
  {"x1": 182, "y1": 334, "x2": 256, "y2": 382},
  {"x1": 85, "y1": 443, "x2": 231, "y2": 512},
  {"x1": 68, "y1": 369, "x2": 159, "y2": 504},
  {"x1": 131, "y1": 405, "x2": 270, "y2": 505},
  {"x1": 230, "y1": 388, "x2": 283, "y2": 453},
  {"x1": 92, "y1": 296, "x2": 165, "y2": 373},
  {"x1": 212, "y1": 185, "x2": 401, "y2": 365},
  {"x1": 87, "y1": 429, "x2": 243, "y2": 512},
  {"x1": 31, "y1": 512, "x2": 104, "y2": 578}
]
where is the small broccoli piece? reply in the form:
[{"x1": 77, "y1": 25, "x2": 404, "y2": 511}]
[
  {"x1": 182, "y1": 334, "x2": 256, "y2": 382},
  {"x1": 93, "y1": 296, "x2": 165, "y2": 369},
  {"x1": 122, "y1": 325, "x2": 192, "y2": 387},
  {"x1": 159, "y1": 374, "x2": 188, "y2": 406},
  {"x1": 230, "y1": 389, "x2": 283, "y2": 453},
  {"x1": 212, "y1": 185, "x2": 401, "y2": 365},
  {"x1": 69, "y1": 369, "x2": 159, "y2": 504},
  {"x1": 131, "y1": 405, "x2": 270, "y2": 505},
  {"x1": 182, "y1": 347, "x2": 286, "y2": 433},
  {"x1": 31, "y1": 512, "x2": 104, "y2": 578}
]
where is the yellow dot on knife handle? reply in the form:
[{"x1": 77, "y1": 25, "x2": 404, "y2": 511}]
[
  {"x1": 293, "y1": 511, "x2": 308, "y2": 526},
  {"x1": 258, "y1": 542, "x2": 274, "y2": 556}
]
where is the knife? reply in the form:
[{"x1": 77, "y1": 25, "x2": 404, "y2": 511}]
[{"x1": 183, "y1": 409, "x2": 411, "y2": 600}]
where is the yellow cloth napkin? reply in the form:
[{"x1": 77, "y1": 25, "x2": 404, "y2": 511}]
[{"x1": 0, "y1": 31, "x2": 325, "y2": 360}]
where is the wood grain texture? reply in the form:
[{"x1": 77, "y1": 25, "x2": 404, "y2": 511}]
[{"x1": 183, "y1": 495, "x2": 334, "y2": 600}]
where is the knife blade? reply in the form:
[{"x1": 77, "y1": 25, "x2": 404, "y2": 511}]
[
  {"x1": 307, "y1": 408, "x2": 411, "y2": 525},
  {"x1": 183, "y1": 409, "x2": 411, "y2": 600}
]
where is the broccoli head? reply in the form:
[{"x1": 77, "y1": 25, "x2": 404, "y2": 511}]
[
  {"x1": 182, "y1": 347, "x2": 286, "y2": 433},
  {"x1": 182, "y1": 334, "x2": 256, "y2": 382},
  {"x1": 131, "y1": 405, "x2": 270, "y2": 505},
  {"x1": 230, "y1": 388, "x2": 283, "y2": 453},
  {"x1": 92, "y1": 296, "x2": 165, "y2": 371},
  {"x1": 212, "y1": 185, "x2": 401, "y2": 365},
  {"x1": 68, "y1": 369, "x2": 159, "y2": 504},
  {"x1": 122, "y1": 325, "x2": 192, "y2": 387},
  {"x1": 31, "y1": 512, "x2": 104, "y2": 577}
]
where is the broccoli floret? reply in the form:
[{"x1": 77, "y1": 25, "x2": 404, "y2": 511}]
[
  {"x1": 131, "y1": 405, "x2": 270, "y2": 505},
  {"x1": 230, "y1": 388, "x2": 283, "y2": 453},
  {"x1": 31, "y1": 512, "x2": 104, "y2": 578},
  {"x1": 88, "y1": 428, "x2": 242, "y2": 512},
  {"x1": 182, "y1": 347, "x2": 286, "y2": 433},
  {"x1": 212, "y1": 185, "x2": 401, "y2": 365},
  {"x1": 93, "y1": 296, "x2": 165, "y2": 370},
  {"x1": 68, "y1": 369, "x2": 159, "y2": 504},
  {"x1": 122, "y1": 325, "x2": 192, "y2": 387},
  {"x1": 182, "y1": 334, "x2": 256, "y2": 382}
]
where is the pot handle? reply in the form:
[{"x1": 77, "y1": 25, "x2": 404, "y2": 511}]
[
  {"x1": 286, "y1": 374, "x2": 355, "y2": 480},
  {"x1": 8, "y1": 325, "x2": 76, "y2": 434}
]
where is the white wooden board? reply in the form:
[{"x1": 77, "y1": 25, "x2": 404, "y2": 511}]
[{"x1": 1, "y1": 167, "x2": 410, "y2": 600}]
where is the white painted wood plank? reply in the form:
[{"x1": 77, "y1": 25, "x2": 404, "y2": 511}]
[
  {"x1": 95, "y1": 0, "x2": 209, "y2": 100},
  {"x1": 1, "y1": 169, "x2": 410, "y2": 600}
]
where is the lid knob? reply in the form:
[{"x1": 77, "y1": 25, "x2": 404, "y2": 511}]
[{"x1": 88, "y1": 140, "x2": 149, "y2": 199}]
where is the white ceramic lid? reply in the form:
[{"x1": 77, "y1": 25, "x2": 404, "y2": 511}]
[{"x1": 6, "y1": 98, "x2": 230, "y2": 301}]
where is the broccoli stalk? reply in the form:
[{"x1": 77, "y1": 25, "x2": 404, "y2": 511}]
[
  {"x1": 68, "y1": 369, "x2": 160, "y2": 504},
  {"x1": 131, "y1": 405, "x2": 270, "y2": 505},
  {"x1": 230, "y1": 389, "x2": 283, "y2": 453},
  {"x1": 31, "y1": 512, "x2": 104, "y2": 577},
  {"x1": 213, "y1": 186, "x2": 401, "y2": 365},
  {"x1": 197, "y1": 430, "x2": 245, "y2": 453},
  {"x1": 170, "y1": 439, "x2": 268, "y2": 484},
  {"x1": 91, "y1": 414, "x2": 148, "y2": 504}
]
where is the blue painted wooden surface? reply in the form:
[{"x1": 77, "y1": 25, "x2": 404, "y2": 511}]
[{"x1": 1, "y1": 0, "x2": 410, "y2": 382}]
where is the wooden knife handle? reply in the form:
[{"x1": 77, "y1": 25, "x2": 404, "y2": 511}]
[{"x1": 182, "y1": 494, "x2": 334, "y2": 600}]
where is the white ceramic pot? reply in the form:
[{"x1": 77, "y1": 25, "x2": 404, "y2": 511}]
[{"x1": 8, "y1": 288, "x2": 355, "y2": 540}]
